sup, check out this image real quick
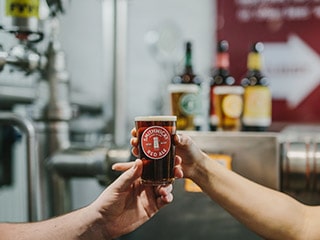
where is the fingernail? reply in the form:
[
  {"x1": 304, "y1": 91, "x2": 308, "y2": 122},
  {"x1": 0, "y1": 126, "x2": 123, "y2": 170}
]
[
  {"x1": 133, "y1": 159, "x2": 139, "y2": 170},
  {"x1": 176, "y1": 134, "x2": 181, "y2": 143}
]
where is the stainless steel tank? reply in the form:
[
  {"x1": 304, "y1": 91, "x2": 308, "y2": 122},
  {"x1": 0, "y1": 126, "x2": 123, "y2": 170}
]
[{"x1": 280, "y1": 125, "x2": 320, "y2": 205}]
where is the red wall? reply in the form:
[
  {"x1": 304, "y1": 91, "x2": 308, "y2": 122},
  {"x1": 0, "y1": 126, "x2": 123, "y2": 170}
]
[{"x1": 217, "y1": 0, "x2": 320, "y2": 124}]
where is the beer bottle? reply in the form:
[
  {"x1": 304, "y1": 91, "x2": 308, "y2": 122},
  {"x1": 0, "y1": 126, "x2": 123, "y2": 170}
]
[
  {"x1": 170, "y1": 41, "x2": 202, "y2": 130},
  {"x1": 172, "y1": 41, "x2": 202, "y2": 85},
  {"x1": 241, "y1": 42, "x2": 271, "y2": 131},
  {"x1": 209, "y1": 40, "x2": 235, "y2": 131}
]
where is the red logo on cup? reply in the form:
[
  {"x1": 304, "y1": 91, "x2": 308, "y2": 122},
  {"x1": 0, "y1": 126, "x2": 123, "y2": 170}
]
[{"x1": 141, "y1": 126, "x2": 171, "y2": 159}]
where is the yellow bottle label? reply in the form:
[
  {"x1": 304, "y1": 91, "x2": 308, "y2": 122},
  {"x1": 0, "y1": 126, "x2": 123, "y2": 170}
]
[
  {"x1": 6, "y1": 0, "x2": 39, "y2": 18},
  {"x1": 247, "y1": 52, "x2": 261, "y2": 70},
  {"x1": 243, "y1": 86, "x2": 271, "y2": 126},
  {"x1": 222, "y1": 94, "x2": 243, "y2": 118}
]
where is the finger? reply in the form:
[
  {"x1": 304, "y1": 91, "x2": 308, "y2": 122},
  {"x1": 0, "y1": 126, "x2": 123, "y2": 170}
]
[
  {"x1": 130, "y1": 131, "x2": 139, "y2": 157},
  {"x1": 157, "y1": 184, "x2": 173, "y2": 196},
  {"x1": 130, "y1": 136, "x2": 138, "y2": 147},
  {"x1": 112, "y1": 162, "x2": 135, "y2": 171},
  {"x1": 131, "y1": 128, "x2": 137, "y2": 137},
  {"x1": 174, "y1": 133, "x2": 192, "y2": 148},
  {"x1": 155, "y1": 184, "x2": 174, "y2": 208},
  {"x1": 161, "y1": 193, "x2": 173, "y2": 203},
  {"x1": 174, "y1": 134, "x2": 181, "y2": 145},
  {"x1": 157, "y1": 193, "x2": 173, "y2": 208},
  {"x1": 131, "y1": 147, "x2": 139, "y2": 157},
  {"x1": 111, "y1": 159, "x2": 143, "y2": 191},
  {"x1": 174, "y1": 155, "x2": 183, "y2": 178},
  {"x1": 174, "y1": 155, "x2": 182, "y2": 165},
  {"x1": 174, "y1": 165, "x2": 183, "y2": 179}
]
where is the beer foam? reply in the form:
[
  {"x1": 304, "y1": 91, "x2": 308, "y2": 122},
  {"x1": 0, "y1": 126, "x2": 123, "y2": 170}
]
[
  {"x1": 135, "y1": 115, "x2": 177, "y2": 122},
  {"x1": 167, "y1": 84, "x2": 199, "y2": 93},
  {"x1": 213, "y1": 86, "x2": 244, "y2": 95}
]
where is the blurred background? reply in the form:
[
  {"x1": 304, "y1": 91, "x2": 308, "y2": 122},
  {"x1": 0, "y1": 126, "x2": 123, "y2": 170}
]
[{"x1": 1, "y1": 0, "x2": 320, "y2": 239}]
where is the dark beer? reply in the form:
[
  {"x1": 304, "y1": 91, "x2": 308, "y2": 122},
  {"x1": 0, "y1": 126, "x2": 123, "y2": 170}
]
[{"x1": 135, "y1": 116, "x2": 177, "y2": 185}]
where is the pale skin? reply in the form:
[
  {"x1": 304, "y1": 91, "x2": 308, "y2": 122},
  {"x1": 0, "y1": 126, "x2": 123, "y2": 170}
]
[
  {"x1": 0, "y1": 159, "x2": 179, "y2": 240},
  {"x1": 120, "y1": 129, "x2": 320, "y2": 240}
]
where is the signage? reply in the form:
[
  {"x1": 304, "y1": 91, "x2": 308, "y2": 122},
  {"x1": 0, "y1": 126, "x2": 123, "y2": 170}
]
[{"x1": 217, "y1": 0, "x2": 320, "y2": 123}]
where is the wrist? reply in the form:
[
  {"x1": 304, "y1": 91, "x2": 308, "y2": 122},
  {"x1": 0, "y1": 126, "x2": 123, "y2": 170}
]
[
  {"x1": 185, "y1": 151, "x2": 209, "y2": 181},
  {"x1": 78, "y1": 204, "x2": 110, "y2": 240}
]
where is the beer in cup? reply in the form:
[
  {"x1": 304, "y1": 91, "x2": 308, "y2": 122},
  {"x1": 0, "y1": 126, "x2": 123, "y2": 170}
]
[
  {"x1": 168, "y1": 84, "x2": 199, "y2": 130},
  {"x1": 135, "y1": 115, "x2": 177, "y2": 185},
  {"x1": 214, "y1": 86, "x2": 244, "y2": 131}
]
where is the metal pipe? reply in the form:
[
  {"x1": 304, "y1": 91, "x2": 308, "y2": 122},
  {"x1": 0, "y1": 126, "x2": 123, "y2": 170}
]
[
  {"x1": 0, "y1": 46, "x2": 8, "y2": 71},
  {"x1": 0, "y1": 112, "x2": 43, "y2": 221},
  {"x1": 280, "y1": 131, "x2": 320, "y2": 205},
  {"x1": 49, "y1": 147, "x2": 109, "y2": 178},
  {"x1": 0, "y1": 86, "x2": 36, "y2": 106},
  {"x1": 111, "y1": 0, "x2": 128, "y2": 147},
  {"x1": 49, "y1": 147, "x2": 131, "y2": 185},
  {"x1": 281, "y1": 139, "x2": 320, "y2": 190}
]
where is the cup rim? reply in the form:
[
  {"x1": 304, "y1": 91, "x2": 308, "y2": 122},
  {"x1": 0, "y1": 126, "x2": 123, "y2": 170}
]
[{"x1": 135, "y1": 115, "x2": 177, "y2": 121}]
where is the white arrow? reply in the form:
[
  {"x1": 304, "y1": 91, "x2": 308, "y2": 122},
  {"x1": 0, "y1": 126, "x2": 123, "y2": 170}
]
[{"x1": 263, "y1": 35, "x2": 320, "y2": 108}]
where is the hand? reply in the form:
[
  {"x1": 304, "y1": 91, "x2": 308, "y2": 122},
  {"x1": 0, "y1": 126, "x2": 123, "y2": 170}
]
[{"x1": 90, "y1": 159, "x2": 174, "y2": 239}]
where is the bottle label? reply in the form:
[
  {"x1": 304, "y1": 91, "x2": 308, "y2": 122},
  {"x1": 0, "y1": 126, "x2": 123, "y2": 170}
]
[
  {"x1": 243, "y1": 86, "x2": 271, "y2": 126},
  {"x1": 6, "y1": 0, "x2": 40, "y2": 18},
  {"x1": 222, "y1": 94, "x2": 243, "y2": 118},
  {"x1": 217, "y1": 53, "x2": 229, "y2": 69},
  {"x1": 141, "y1": 126, "x2": 171, "y2": 160},
  {"x1": 247, "y1": 52, "x2": 261, "y2": 70},
  {"x1": 180, "y1": 92, "x2": 198, "y2": 115}
]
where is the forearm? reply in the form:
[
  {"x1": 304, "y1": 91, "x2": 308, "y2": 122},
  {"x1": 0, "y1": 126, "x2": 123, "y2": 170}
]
[
  {"x1": 189, "y1": 155, "x2": 308, "y2": 240},
  {"x1": 0, "y1": 205, "x2": 109, "y2": 240}
]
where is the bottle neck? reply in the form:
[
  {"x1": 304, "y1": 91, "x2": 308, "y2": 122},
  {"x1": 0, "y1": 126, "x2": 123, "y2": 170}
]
[
  {"x1": 247, "y1": 52, "x2": 262, "y2": 71},
  {"x1": 185, "y1": 50, "x2": 193, "y2": 73},
  {"x1": 216, "y1": 52, "x2": 230, "y2": 69}
]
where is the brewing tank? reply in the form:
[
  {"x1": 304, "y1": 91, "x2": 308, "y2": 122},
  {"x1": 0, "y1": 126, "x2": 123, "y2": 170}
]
[{"x1": 280, "y1": 125, "x2": 320, "y2": 205}]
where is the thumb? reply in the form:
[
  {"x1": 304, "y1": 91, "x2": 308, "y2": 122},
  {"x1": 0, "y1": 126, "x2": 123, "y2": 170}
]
[
  {"x1": 174, "y1": 133, "x2": 191, "y2": 148},
  {"x1": 112, "y1": 159, "x2": 143, "y2": 191}
]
